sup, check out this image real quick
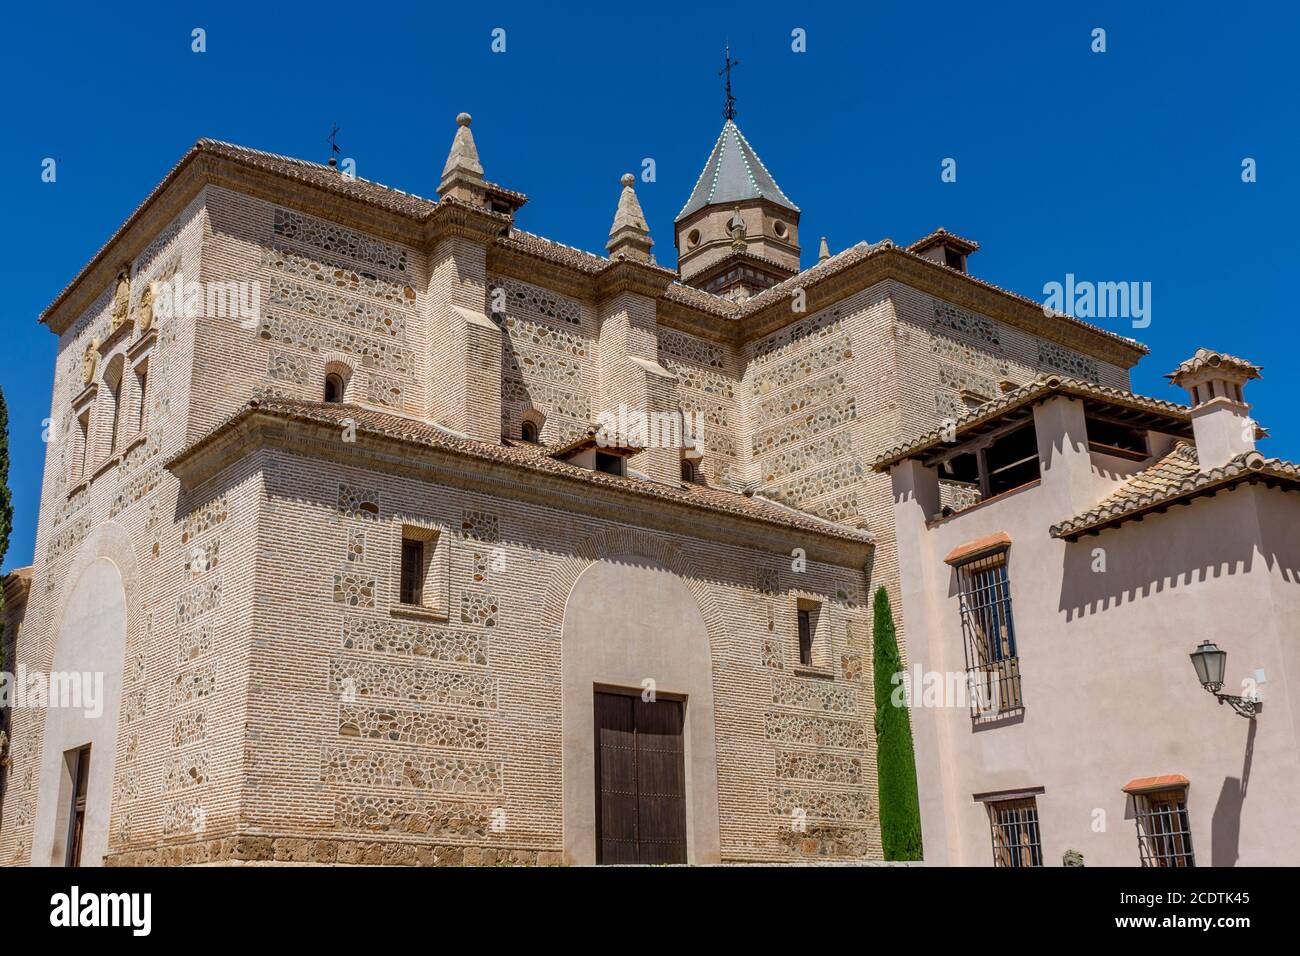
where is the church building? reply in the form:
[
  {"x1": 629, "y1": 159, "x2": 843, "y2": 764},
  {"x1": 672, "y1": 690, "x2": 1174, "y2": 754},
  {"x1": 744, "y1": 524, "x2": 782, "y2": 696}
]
[{"x1": 3, "y1": 87, "x2": 1288, "y2": 867}]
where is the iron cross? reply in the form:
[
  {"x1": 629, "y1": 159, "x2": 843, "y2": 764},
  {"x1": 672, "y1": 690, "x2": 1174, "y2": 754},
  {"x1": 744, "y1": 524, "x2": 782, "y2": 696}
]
[{"x1": 719, "y1": 45, "x2": 740, "y2": 120}]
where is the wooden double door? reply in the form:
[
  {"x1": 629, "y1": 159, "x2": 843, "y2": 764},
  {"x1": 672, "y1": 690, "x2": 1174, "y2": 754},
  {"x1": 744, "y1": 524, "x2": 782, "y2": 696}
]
[{"x1": 594, "y1": 691, "x2": 688, "y2": 864}]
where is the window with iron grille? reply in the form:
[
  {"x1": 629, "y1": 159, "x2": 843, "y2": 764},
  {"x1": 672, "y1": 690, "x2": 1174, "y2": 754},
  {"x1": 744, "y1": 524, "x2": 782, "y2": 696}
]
[
  {"x1": 987, "y1": 797, "x2": 1042, "y2": 867},
  {"x1": 955, "y1": 551, "x2": 1023, "y2": 718},
  {"x1": 1133, "y1": 789, "x2": 1195, "y2": 867}
]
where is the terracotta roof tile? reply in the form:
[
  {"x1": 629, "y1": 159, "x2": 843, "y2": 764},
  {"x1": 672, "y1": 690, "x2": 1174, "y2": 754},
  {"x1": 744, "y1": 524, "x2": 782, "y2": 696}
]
[
  {"x1": 170, "y1": 396, "x2": 873, "y2": 546},
  {"x1": 1122, "y1": 774, "x2": 1189, "y2": 794},
  {"x1": 872, "y1": 376, "x2": 1191, "y2": 471},
  {"x1": 944, "y1": 532, "x2": 1012, "y2": 565},
  {"x1": 909, "y1": 227, "x2": 980, "y2": 255},
  {"x1": 1166, "y1": 348, "x2": 1262, "y2": 384},
  {"x1": 1051, "y1": 445, "x2": 1300, "y2": 539},
  {"x1": 200, "y1": 139, "x2": 439, "y2": 218}
]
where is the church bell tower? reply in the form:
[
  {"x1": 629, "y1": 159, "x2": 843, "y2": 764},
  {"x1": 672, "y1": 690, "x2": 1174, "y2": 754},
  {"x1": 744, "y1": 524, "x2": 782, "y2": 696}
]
[{"x1": 674, "y1": 47, "x2": 801, "y2": 302}]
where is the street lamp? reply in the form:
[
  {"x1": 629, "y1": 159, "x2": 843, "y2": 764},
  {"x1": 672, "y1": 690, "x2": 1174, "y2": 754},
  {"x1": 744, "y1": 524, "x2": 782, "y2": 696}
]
[{"x1": 1189, "y1": 641, "x2": 1259, "y2": 719}]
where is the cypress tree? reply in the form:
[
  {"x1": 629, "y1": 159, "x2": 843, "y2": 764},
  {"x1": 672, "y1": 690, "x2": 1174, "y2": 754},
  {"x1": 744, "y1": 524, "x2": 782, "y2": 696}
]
[{"x1": 872, "y1": 585, "x2": 923, "y2": 860}]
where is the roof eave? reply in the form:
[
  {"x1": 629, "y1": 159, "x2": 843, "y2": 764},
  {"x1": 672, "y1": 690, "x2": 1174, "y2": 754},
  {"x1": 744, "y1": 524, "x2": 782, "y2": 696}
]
[{"x1": 166, "y1": 401, "x2": 875, "y2": 557}]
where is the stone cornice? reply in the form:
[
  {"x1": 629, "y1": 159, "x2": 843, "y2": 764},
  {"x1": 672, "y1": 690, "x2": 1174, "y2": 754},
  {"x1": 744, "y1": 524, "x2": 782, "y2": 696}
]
[
  {"x1": 486, "y1": 244, "x2": 597, "y2": 301},
  {"x1": 422, "y1": 199, "x2": 511, "y2": 246},
  {"x1": 594, "y1": 258, "x2": 677, "y2": 302}
]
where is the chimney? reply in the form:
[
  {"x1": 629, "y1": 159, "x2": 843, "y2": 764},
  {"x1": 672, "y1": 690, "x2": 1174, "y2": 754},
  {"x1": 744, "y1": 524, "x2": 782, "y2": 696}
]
[
  {"x1": 910, "y1": 227, "x2": 978, "y2": 274},
  {"x1": 1167, "y1": 348, "x2": 1263, "y2": 470}
]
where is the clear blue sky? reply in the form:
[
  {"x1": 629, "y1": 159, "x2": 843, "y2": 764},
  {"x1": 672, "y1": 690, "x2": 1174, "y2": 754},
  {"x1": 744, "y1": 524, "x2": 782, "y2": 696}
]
[{"x1": 2, "y1": 1, "x2": 1296, "y2": 571}]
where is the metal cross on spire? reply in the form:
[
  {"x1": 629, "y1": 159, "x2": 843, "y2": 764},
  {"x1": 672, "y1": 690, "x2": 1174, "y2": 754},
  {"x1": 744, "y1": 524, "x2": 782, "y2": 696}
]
[
  {"x1": 327, "y1": 122, "x2": 341, "y2": 167},
  {"x1": 719, "y1": 45, "x2": 740, "y2": 121}
]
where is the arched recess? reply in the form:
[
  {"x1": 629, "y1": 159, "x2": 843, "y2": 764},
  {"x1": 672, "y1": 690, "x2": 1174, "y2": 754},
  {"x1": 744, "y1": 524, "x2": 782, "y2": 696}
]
[
  {"x1": 554, "y1": 528, "x2": 724, "y2": 864},
  {"x1": 32, "y1": 521, "x2": 139, "y2": 867}
]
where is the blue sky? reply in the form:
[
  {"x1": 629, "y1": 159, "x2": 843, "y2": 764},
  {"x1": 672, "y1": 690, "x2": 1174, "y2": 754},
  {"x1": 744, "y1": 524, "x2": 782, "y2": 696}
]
[{"x1": 2, "y1": 1, "x2": 1296, "y2": 571}]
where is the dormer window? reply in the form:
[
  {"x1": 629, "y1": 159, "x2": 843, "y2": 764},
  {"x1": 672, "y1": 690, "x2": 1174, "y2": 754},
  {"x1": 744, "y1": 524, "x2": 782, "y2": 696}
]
[
  {"x1": 595, "y1": 452, "x2": 625, "y2": 476},
  {"x1": 550, "y1": 427, "x2": 641, "y2": 476}
]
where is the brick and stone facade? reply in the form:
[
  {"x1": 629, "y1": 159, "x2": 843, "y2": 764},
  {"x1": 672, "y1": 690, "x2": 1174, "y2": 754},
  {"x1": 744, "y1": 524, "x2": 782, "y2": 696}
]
[{"x1": 0, "y1": 113, "x2": 1143, "y2": 866}]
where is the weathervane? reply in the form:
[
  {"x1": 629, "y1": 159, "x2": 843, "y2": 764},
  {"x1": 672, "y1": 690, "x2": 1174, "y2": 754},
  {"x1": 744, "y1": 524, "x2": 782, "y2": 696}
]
[
  {"x1": 327, "y1": 122, "x2": 341, "y2": 168},
  {"x1": 719, "y1": 44, "x2": 740, "y2": 121}
]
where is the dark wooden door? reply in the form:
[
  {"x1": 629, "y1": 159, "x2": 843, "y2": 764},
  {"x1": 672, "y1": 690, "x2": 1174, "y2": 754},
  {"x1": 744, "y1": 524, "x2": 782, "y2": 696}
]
[{"x1": 594, "y1": 692, "x2": 687, "y2": 864}]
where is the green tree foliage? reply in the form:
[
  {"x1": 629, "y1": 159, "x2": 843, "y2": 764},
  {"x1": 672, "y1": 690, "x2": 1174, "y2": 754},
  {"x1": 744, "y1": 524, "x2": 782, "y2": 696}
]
[{"x1": 872, "y1": 586, "x2": 923, "y2": 861}]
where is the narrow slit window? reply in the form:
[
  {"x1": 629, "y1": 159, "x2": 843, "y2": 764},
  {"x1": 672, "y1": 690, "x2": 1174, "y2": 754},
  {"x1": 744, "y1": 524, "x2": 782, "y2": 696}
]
[
  {"x1": 797, "y1": 609, "x2": 813, "y2": 665},
  {"x1": 107, "y1": 376, "x2": 122, "y2": 453},
  {"x1": 134, "y1": 359, "x2": 149, "y2": 434},
  {"x1": 74, "y1": 411, "x2": 91, "y2": 481},
  {"x1": 400, "y1": 538, "x2": 425, "y2": 606}
]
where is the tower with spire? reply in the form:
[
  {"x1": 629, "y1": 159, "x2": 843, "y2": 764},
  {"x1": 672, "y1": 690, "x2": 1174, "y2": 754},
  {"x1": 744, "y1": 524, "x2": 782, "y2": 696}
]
[{"x1": 674, "y1": 49, "x2": 801, "y2": 301}]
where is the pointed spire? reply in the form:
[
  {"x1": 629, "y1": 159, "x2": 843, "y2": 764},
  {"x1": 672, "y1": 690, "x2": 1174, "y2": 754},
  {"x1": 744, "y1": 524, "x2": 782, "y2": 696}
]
[
  {"x1": 676, "y1": 120, "x2": 798, "y2": 221},
  {"x1": 606, "y1": 173, "x2": 655, "y2": 263},
  {"x1": 439, "y1": 112, "x2": 486, "y2": 201},
  {"x1": 818, "y1": 236, "x2": 830, "y2": 263}
]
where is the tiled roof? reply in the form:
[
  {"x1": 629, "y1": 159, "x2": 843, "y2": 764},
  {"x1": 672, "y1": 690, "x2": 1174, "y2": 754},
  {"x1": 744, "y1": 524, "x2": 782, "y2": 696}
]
[
  {"x1": 677, "y1": 120, "x2": 799, "y2": 220},
  {"x1": 171, "y1": 397, "x2": 873, "y2": 545},
  {"x1": 872, "y1": 376, "x2": 1191, "y2": 471},
  {"x1": 909, "y1": 227, "x2": 980, "y2": 255},
  {"x1": 1122, "y1": 774, "x2": 1189, "y2": 794},
  {"x1": 944, "y1": 532, "x2": 1012, "y2": 565},
  {"x1": 1050, "y1": 444, "x2": 1300, "y2": 539},
  {"x1": 498, "y1": 228, "x2": 609, "y2": 274},
  {"x1": 42, "y1": 137, "x2": 1147, "y2": 364},
  {"x1": 200, "y1": 139, "x2": 439, "y2": 218},
  {"x1": 663, "y1": 281, "x2": 741, "y2": 317},
  {"x1": 1166, "y1": 348, "x2": 1262, "y2": 384},
  {"x1": 734, "y1": 241, "x2": 1147, "y2": 355}
]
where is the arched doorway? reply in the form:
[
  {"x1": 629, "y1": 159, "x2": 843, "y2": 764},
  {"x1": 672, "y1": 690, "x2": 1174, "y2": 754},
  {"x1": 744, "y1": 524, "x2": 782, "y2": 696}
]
[
  {"x1": 32, "y1": 556, "x2": 127, "y2": 866},
  {"x1": 561, "y1": 555, "x2": 721, "y2": 864}
]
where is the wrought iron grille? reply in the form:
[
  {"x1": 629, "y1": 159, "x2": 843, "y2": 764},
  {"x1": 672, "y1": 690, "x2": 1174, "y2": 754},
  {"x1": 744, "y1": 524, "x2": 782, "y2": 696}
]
[
  {"x1": 1133, "y1": 789, "x2": 1195, "y2": 867},
  {"x1": 956, "y1": 552, "x2": 1023, "y2": 718},
  {"x1": 988, "y1": 797, "x2": 1042, "y2": 867}
]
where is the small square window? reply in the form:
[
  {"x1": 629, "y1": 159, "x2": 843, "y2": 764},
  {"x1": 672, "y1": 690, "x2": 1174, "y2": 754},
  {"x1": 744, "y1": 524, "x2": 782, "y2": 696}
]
[{"x1": 595, "y1": 452, "x2": 625, "y2": 476}]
